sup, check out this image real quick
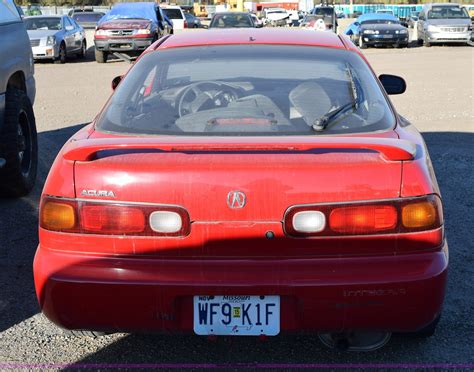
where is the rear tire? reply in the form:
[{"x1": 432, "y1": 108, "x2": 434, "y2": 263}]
[
  {"x1": 78, "y1": 40, "x2": 87, "y2": 59},
  {"x1": 0, "y1": 89, "x2": 37, "y2": 197},
  {"x1": 95, "y1": 49, "x2": 108, "y2": 63}
]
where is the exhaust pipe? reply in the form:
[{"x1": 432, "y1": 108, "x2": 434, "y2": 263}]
[{"x1": 318, "y1": 331, "x2": 391, "y2": 352}]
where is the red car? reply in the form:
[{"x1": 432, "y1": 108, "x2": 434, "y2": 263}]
[{"x1": 34, "y1": 29, "x2": 447, "y2": 351}]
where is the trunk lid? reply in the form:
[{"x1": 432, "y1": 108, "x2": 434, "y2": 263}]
[{"x1": 71, "y1": 134, "x2": 409, "y2": 223}]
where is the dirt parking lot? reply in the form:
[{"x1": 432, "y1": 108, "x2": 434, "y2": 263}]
[{"x1": 0, "y1": 32, "x2": 473, "y2": 367}]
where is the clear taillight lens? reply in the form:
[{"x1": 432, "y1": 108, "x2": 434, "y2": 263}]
[
  {"x1": 149, "y1": 211, "x2": 183, "y2": 233},
  {"x1": 292, "y1": 211, "x2": 326, "y2": 233}
]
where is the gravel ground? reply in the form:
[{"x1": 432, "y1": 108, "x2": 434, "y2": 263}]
[{"x1": 0, "y1": 33, "x2": 473, "y2": 368}]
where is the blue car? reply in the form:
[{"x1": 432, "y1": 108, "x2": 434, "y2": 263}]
[
  {"x1": 24, "y1": 15, "x2": 87, "y2": 63},
  {"x1": 345, "y1": 13, "x2": 409, "y2": 49}
]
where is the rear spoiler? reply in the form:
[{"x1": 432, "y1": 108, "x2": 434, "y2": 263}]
[{"x1": 63, "y1": 137, "x2": 416, "y2": 162}]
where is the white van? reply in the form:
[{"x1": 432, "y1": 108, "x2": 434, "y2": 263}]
[{"x1": 162, "y1": 5, "x2": 187, "y2": 31}]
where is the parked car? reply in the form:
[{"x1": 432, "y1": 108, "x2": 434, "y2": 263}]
[
  {"x1": 162, "y1": 5, "x2": 187, "y2": 31},
  {"x1": 25, "y1": 16, "x2": 86, "y2": 64},
  {"x1": 68, "y1": 7, "x2": 94, "y2": 17},
  {"x1": 0, "y1": 0, "x2": 37, "y2": 197},
  {"x1": 417, "y1": 3, "x2": 472, "y2": 47},
  {"x1": 263, "y1": 8, "x2": 289, "y2": 27},
  {"x1": 209, "y1": 12, "x2": 255, "y2": 28},
  {"x1": 94, "y1": 2, "x2": 172, "y2": 63},
  {"x1": 310, "y1": 6, "x2": 338, "y2": 32},
  {"x1": 250, "y1": 13, "x2": 264, "y2": 28},
  {"x1": 300, "y1": 14, "x2": 334, "y2": 32},
  {"x1": 287, "y1": 10, "x2": 300, "y2": 26},
  {"x1": 184, "y1": 12, "x2": 202, "y2": 28},
  {"x1": 72, "y1": 11, "x2": 104, "y2": 29},
  {"x1": 407, "y1": 11, "x2": 420, "y2": 28},
  {"x1": 345, "y1": 13, "x2": 409, "y2": 49},
  {"x1": 34, "y1": 29, "x2": 447, "y2": 351}
]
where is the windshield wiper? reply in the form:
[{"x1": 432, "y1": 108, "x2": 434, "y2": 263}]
[{"x1": 312, "y1": 65, "x2": 362, "y2": 132}]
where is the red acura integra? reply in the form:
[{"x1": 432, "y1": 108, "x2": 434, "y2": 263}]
[{"x1": 34, "y1": 29, "x2": 447, "y2": 351}]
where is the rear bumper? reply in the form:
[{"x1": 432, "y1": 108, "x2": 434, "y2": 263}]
[
  {"x1": 94, "y1": 37, "x2": 154, "y2": 52},
  {"x1": 34, "y1": 244, "x2": 448, "y2": 335}
]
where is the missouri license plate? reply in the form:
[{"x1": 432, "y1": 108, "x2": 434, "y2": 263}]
[{"x1": 193, "y1": 295, "x2": 280, "y2": 336}]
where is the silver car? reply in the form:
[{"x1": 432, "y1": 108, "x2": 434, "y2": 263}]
[
  {"x1": 417, "y1": 3, "x2": 472, "y2": 46},
  {"x1": 24, "y1": 15, "x2": 86, "y2": 63},
  {"x1": 0, "y1": 0, "x2": 37, "y2": 196}
]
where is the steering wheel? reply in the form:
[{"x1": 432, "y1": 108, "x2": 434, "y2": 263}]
[{"x1": 178, "y1": 81, "x2": 238, "y2": 117}]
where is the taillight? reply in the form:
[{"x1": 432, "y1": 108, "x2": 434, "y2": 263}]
[
  {"x1": 184, "y1": 20, "x2": 188, "y2": 28},
  {"x1": 81, "y1": 205, "x2": 146, "y2": 234},
  {"x1": 330, "y1": 205, "x2": 397, "y2": 234},
  {"x1": 40, "y1": 199, "x2": 77, "y2": 232},
  {"x1": 284, "y1": 195, "x2": 443, "y2": 237},
  {"x1": 40, "y1": 197, "x2": 190, "y2": 237}
]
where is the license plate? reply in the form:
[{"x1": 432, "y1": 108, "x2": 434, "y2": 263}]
[
  {"x1": 381, "y1": 35, "x2": 393, "y2": 39},
  {"x1": 193, "y1": 295, "x2": 280, "y2": 336}
]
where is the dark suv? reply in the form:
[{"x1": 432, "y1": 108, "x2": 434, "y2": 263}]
[
  {"x1": 0, "y1": 0, "x2": 38, "y2": 197},
  {"x1": 94, "y1": 2, "x2": 172, "y2": 63}
]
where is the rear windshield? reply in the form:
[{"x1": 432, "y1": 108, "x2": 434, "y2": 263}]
[
  {"x1": 96, "y1": 45, "x2": 394, "y2": 136},
  {"x1": 72, "y1": 13, "x2": 103, "y2": 22},
  {"x1": 163, "y1": 8, "x2": 183, "y2": 19},
  {"x1": 428, "y1": 6, "x2": 469, "y2": 19},
  {"x1": 210, "y1": 14, "x2": 253, "y2": 28},
  {"x1": 313, "y1": 8, "x2": 334, "y2": 16}
]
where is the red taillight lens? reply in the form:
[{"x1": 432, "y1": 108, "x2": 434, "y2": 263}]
[
  {"x1": 329, "y1": 205, "x2": 397, "y2": 234},
  {"x1": 285, "y1": 195, "x2": 443, "y2": 237},
  {"x1": 40, "y1": 197, "x2": 190, "y2": 236},
  {"x1": 184, "y1": 20, "x2": 188, "y2": 28},
  {"x1": 81, "y1": 205, "x2": 145, "y2": 234}
]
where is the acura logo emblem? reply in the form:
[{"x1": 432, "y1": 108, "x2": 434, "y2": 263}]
[{"x1": 227, "y1": 191, "x2": 246, "y2": 209}]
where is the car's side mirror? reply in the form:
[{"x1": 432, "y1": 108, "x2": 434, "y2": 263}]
[
  {"x1": 379, "y1": 74, "x2": 406, "y2": 95},
  {"x1": 112, "y1": 75, "x2": 123, "y2": 90},
  {"x1": 354, "y1": 21, "x2": 360, "y2": 26},
  {"x1": 65, "y1": 25, "x2": 74, "y2": 31}
]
